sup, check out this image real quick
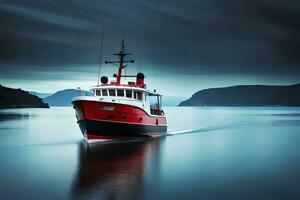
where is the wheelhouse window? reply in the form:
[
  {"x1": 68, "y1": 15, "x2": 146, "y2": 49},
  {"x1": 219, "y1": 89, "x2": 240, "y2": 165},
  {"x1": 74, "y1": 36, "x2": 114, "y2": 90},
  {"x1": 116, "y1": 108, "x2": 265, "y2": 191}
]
[
  {"x1": 117, "y1": 89, "x2": 124, "y2": 97},
  {"x1": 138, "y1": 92, "x2": 142, "y2": 100},
  {"x1": 149, "y1": 94, "x2": 164, "y2": 116},
  {"x1": 109, "y1": 89, "x2": 116, "y2": 96},
  {"x1": 102, "y1": 89, "x2": 108, "y2": 96},
  {"x1": 96, "y1": 90, "x2": 101, "y2": 96},
  {"x1": 134, "y1": 91, "x2": 143, "y2": 100},
  {"x1": 126, "y1": 90, "x2": 132, "y2": 98}
]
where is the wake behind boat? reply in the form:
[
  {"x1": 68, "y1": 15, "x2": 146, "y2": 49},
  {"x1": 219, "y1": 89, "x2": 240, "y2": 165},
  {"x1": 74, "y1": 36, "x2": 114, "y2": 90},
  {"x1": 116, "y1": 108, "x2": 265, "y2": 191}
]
[{"x1": 72, "y1": 40, "x2": 167, "y2": 142}]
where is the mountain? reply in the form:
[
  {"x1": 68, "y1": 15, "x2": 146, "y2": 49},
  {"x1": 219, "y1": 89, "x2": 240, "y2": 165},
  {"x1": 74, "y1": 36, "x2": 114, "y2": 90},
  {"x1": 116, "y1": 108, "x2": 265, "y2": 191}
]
[
  {"x1": 179, "y1": 84, "x2": 300, "y2": 106},
  {"x1": 43, "y1": 89, "x2": 92, "y2": 107},
  {"x1": 29, "y1": 91, "x2": 53, "y2": 98},
  {"x1": 0, "y1": 84, "x2": 49, "y2": 109}
]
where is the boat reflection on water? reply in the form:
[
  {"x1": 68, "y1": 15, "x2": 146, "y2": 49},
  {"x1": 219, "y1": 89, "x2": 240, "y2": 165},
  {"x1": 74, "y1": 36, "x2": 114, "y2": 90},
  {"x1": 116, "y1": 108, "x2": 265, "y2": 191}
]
[{"x1": 71, "y1": 138, "x2": 164, "y2": 200}]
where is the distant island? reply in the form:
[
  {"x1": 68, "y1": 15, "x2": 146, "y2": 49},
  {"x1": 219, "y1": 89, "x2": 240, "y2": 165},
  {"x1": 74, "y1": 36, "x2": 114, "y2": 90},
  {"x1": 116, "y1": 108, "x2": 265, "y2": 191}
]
[
  {"x1": 179, "y1": 84, "x2": 300, "y2": 106},
  {"x1": 43, "y1": 89, "x2": 92, "y2": 107},
  {"x1": 0, "y1": 85, "x2": 49, "y2": 109}
]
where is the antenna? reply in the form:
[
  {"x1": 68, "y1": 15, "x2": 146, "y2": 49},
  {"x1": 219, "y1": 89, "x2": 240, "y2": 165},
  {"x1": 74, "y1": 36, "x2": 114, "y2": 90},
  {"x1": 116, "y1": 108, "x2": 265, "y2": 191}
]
[
  {"x1": 139, "y1": 42, "x2": 143, "y2": 72},
  {"x1": 97, "y1": 25, "x2": 104, "y2": 86},
  {"x1": 121, "y1": 38, "x2": 125, "y2": 52}
]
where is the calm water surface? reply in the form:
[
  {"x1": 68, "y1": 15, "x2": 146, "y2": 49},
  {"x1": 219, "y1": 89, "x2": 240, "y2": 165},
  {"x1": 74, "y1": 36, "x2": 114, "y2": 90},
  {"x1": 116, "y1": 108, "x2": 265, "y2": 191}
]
[{"x1": 0, "y1": 107, "x2": 300, "y2": 200}]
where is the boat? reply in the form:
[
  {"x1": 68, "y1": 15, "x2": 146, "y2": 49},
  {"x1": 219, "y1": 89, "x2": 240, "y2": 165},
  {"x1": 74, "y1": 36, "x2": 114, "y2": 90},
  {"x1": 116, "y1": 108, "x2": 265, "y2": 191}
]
[{"x1": 72, "y1": 40, "x2": 167, "y2": 142}]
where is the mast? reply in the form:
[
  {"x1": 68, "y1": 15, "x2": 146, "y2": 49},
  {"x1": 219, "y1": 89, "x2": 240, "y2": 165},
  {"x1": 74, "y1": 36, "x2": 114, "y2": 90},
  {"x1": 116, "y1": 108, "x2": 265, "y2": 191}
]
[
  {"x1": 105, "y1": 40, "x2": 134, "y2": 85},
  {"x1": 97, "y1": 25, "x2": 105, "y2": 86}
]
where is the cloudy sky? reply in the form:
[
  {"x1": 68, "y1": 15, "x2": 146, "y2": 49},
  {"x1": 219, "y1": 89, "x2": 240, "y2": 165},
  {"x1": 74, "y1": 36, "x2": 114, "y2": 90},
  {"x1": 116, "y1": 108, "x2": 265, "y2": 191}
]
[{"x1": 1, "y1": 0, "x2": 300, "y2": 96}]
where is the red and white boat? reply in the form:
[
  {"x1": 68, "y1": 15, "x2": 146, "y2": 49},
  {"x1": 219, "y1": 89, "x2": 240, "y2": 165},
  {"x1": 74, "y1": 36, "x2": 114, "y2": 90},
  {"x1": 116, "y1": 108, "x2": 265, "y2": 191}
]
[{"x1": 72, "y1": 40, "x2": 167, "y2": 142}]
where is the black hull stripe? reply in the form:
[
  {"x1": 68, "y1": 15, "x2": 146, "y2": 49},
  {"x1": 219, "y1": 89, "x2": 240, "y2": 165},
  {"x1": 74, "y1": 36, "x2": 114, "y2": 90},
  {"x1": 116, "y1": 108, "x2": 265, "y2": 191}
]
[{"x1": 78, "y1": 119, "x2": 167, "y2": 138}]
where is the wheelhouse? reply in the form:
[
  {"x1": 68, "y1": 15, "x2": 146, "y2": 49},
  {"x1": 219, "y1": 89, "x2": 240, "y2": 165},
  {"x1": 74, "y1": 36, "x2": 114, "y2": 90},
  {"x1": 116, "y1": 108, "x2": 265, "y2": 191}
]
[{"x1": 90, "y1": 86, "x2": 164, "y2": 116}]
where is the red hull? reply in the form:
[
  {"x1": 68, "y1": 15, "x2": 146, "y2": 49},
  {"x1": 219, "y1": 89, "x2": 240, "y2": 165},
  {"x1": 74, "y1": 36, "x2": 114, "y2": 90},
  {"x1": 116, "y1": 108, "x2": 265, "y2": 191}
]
[{"x1": 73, "y1": 100, "x2": 167, "y2": 140}]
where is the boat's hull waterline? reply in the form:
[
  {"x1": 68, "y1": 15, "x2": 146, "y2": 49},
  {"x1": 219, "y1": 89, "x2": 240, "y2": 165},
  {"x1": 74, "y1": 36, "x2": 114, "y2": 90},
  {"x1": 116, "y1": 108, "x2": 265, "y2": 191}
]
[{"x1": 73, "y1": 100, "x2": 167, "y2": 141}]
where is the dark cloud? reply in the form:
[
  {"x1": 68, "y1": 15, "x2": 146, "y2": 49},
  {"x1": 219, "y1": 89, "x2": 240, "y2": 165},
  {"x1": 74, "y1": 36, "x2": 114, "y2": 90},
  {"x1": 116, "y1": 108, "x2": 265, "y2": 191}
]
[{"x1": 1, "y1": 0, "x2": 300, "y2": 81}]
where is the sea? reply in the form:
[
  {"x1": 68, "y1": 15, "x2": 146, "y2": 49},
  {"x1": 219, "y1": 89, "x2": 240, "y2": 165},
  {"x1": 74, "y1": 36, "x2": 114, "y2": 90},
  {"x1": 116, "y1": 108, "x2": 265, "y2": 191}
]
[{"x1": 0, "y1": 107, "x2": 300, "y2": 200}]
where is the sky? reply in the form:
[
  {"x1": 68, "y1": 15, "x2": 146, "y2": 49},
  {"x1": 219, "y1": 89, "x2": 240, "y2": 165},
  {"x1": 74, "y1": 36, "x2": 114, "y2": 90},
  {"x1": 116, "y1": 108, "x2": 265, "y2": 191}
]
[{"x1": 1, "y1": 0, "x2": 300, "y2": 97}]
